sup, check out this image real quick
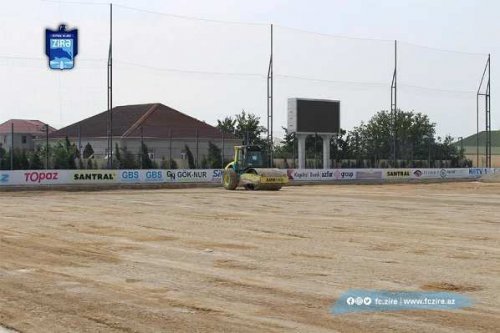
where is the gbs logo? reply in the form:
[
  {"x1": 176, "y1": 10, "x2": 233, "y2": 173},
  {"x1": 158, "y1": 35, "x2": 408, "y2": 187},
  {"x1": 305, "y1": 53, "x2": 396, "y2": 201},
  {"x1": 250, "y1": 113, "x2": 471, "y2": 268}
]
[
  {"x1": 121, "y1": 171, "x2": 139, "y2": 180},
  {"x1": 146, "y1": 171, "x2": 163, "y2": 180}
]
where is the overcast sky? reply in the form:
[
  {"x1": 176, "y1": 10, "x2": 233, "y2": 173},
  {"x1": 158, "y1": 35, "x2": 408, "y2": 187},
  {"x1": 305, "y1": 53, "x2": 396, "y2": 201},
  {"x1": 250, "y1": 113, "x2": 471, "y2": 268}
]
[{"x1": 0, "y1": 0, "x2": 497, "y2": 139}]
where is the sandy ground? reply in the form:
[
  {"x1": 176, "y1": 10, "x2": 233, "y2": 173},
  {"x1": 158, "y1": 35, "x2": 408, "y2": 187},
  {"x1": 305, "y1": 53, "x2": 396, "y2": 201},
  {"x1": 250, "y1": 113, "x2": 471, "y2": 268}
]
[{"x1": 0, "y1": 183, "x2": 499, "y2": 332}]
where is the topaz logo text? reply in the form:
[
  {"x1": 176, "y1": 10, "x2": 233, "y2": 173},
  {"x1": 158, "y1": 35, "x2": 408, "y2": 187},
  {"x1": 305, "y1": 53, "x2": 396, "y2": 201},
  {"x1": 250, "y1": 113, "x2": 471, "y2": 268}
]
[{"x1": 24, "y1": 172, "x2": 59, "y2": 183}]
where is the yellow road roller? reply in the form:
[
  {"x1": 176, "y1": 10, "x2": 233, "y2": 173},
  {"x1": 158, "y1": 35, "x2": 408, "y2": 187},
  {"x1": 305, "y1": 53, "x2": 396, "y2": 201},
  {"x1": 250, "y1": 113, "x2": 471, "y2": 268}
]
[{"x1": 222, "y1": 145, "x2": 288, "y2": 190}]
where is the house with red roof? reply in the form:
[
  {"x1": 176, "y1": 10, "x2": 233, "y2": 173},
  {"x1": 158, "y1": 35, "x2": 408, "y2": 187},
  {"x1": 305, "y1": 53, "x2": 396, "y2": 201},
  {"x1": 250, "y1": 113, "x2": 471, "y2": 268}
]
[
  {"x1": 0, "y1": 119, "x2": 56, "y2": 152},
  {"x1": 45, "y1": 103, "x2": 240, "y2": 167}
]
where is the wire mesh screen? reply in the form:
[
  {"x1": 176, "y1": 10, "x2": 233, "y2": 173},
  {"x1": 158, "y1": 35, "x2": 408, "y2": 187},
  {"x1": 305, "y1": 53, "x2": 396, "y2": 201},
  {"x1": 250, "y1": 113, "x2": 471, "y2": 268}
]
[
  {"x1": 274, "y1": 26, "x2": 394, "y2": 134},
  {"x1": 397, "y1": 41, "x2": 487, "y2": 137},
  {"x1": 0, "y1": 1, "x2": 108, "y2": 128},
  {"x1": 0, "y1": 1, "x2": 492, "y2": 170},
  {"x1": 112, "y1": 5, "x2": 269, "y2": 127}
]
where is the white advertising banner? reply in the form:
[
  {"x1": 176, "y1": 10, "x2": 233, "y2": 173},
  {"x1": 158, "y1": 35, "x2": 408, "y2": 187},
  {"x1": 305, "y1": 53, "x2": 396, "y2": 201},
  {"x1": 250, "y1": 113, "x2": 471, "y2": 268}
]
[
  {"x1": 0, "y1": 169, "x2": 223, "y2": 186},
  {"x1": 72, "y1": 170, "x2": 119, "y2": 184},
  {"x1": 467, "y1": 168, "x2": 493, "y2": 178},
  {"x1": 163, "y1": 169, "x2": 223, "y2": 183},
  {"x1": 100, "y1": 169, "x2": 223, "y2": 184},
  {"x1": 0, "y1": 168, "x2": 495, "y2": 187},
  {"x1": 409, "y1": 168, "x2": 471, "y2": 179},
  {"x1": 0, "y1": 170, "x2": 72, "y2": 186},
  {"x1": 287, "y1": 169, "x2": 357, "y2": 181}
]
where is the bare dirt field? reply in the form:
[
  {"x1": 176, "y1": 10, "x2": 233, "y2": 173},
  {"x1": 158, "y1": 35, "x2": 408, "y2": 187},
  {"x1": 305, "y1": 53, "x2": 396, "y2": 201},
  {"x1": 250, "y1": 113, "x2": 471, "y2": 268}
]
[{"x1": 1, "y1": 182, "x2": 499, "y2": 332}]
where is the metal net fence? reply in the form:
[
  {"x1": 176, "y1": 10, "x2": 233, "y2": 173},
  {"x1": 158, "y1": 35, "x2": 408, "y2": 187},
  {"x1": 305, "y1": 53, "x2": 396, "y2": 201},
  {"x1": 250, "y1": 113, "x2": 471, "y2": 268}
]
[{"x1": 0, "y1": 1, "x2": 492, "y2": 169}]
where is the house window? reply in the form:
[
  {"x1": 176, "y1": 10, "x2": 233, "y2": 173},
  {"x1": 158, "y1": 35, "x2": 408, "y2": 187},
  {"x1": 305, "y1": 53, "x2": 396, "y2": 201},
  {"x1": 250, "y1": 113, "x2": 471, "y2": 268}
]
[{"x1": 22, "y1": 136, "x2": 27, "y2": 144}]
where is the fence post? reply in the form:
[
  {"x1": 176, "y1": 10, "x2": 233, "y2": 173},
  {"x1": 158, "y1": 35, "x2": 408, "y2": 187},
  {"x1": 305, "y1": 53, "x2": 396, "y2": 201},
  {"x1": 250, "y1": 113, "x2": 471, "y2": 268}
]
[
  {"x1": 293, "y1": 137, "x2": 297, "y2": 168},
  {"x1": 10, "y1": 122, "x2": 14, "y2": 170},
  {"x1": 45, "y1": 124, "x2": 49, "y2": 169},
  {"x1": 196, "y1": 128, "x2": 199, "y2": 168},
  {"x1": 169, "y1": 129, "x2": 172, "y2": 166},
  {"x1": 140, "y1": 126, "x2": 144, "y2": 169},
  {"x1": 221, "y1": 131, "x2": 225, "y2": 168}
]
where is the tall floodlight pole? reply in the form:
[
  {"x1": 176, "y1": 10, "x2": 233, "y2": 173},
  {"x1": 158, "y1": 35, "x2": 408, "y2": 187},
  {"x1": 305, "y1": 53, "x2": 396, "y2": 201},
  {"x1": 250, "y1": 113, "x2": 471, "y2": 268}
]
[
  {"x1": 487, "y1": 54, "x2": 491, "y2": 168},
  {"x1": 267, "y1": 24, "x2": 274, "y2": 167},
  {"x1": 390, "y1": 40, "x2": 398, "y2": 166},
  {"x1": 477, "y1": 54, "x2": 491, "y2": 167},
  {"x1": 107, "y1": 3, "x2": 113, "y2": 168},
  {"x1": 476, "y1": 89, "x2": 479, "y2": 166}
]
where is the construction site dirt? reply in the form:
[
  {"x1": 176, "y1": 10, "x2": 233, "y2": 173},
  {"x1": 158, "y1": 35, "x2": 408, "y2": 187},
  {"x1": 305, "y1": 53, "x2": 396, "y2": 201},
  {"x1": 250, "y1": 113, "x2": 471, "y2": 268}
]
[{"x1": 0, "y1": 183, "x2": 499, "y2": 332}]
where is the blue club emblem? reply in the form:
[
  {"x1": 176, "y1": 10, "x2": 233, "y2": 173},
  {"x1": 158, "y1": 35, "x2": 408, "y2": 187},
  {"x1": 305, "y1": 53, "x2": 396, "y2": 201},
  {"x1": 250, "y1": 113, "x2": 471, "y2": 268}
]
[{"x1": 45, "y1": 24, "x2": 78, "y2": 70}]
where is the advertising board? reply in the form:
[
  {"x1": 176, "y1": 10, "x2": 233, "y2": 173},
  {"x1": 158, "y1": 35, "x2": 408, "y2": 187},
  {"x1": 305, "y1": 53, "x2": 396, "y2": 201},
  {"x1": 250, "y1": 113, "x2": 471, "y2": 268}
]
[{"x1": 0, "y1": 168, "x2": 495, "y2": 187}]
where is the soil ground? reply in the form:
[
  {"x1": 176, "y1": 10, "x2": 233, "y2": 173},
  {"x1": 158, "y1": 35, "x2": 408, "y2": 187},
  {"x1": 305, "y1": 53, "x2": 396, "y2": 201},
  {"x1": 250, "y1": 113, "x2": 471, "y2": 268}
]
[{"x1": 0, "y1": 182, "x2": 499, "y2": 332}]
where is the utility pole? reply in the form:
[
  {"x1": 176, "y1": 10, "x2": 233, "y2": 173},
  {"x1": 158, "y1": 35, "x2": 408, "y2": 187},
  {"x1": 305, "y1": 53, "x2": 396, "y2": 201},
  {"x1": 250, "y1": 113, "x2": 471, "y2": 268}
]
[
  {"x1": 390, "y1": 40, "x2": 398, "y2": 167},
  {"x1": 107, "y1": 3, "x2": 113, "y2": 168},
  {"x1": 10, "y1": 122, "x2": 14, "y2": 170},
  {"x1": 267, "y1": 24, "x2": 274, "y2": 167},
  {"x1": 46, "y1": 124, "x2": 49, "y2": 169}
]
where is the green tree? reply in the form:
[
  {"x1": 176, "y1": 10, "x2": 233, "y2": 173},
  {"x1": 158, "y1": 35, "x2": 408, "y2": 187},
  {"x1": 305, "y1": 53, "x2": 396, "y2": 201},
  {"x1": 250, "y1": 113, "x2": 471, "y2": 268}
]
[
  {"x1": 114, "y1": 143, "x2": 122, "y2": 169},
  {"x1": 217, "y1": 116, "x2": 237, "y2": 135},
  {"x1": 139, "y1": 143, "x2": 154, "y2": 169},
  {"x1": 200, "y1": 156, "x2": 208, "y2": 169},
  {"x1": 348, "y1": 110, "x2": 437, "y2": 166},
  {"x1": 52, "y1": 143, "x2": 70, "y2": 169},
  {"x1": 330, "y1": 129, "x2": 352, "y2": 166},
  {"x1": 274, "y1": 127, "x2": 296, "y2": 159},
  {"x1": 235, "y1": 110, "x2": 267, "y2": 146},
  {"x1": 28, "y1": 149, "x2": 44, "y2": 170},
  {"x1": 217, "y1": 110, "x2": 267, "y2": 146},
  {"x1": 160, "y1": 157, "x2": 178, "y2": 169},
  {"x1": 52, "y1": 137, "x2": 79, "y2": 169},
  {"x1": 0, "y1": 147, "x2": 7, "y2": 170},
  {"x1": 82, "y1": 143, "x2": 94, "y2": 159},
  {"x1": 120, "y1": 146, "x2": 138, "y2": 169},
  {"x1": 184, "y1": 145, "x2": 196, "y2": 169},
  {"x1": 2, "y1": 149, "x2": 31, "y2": 170},
  {"x1": 206, "y1": 141, "x2": 222, "y2": 168}
]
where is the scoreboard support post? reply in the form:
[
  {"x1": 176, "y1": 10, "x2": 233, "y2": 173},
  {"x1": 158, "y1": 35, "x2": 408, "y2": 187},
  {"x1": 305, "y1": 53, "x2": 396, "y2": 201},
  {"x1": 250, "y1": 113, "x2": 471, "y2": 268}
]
[
  {"x1": 321, "y1": 134, "x2": 333, "y2": 169},
  {"x1": 297, "y1": 134, "x2": 307, "y2": 169}
]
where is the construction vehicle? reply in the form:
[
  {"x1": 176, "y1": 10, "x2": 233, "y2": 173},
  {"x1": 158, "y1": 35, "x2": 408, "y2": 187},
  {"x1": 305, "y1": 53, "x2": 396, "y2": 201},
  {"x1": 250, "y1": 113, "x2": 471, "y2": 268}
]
[{"x1": 222, "y1": 145, "x2": 288, "y2": 190}]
